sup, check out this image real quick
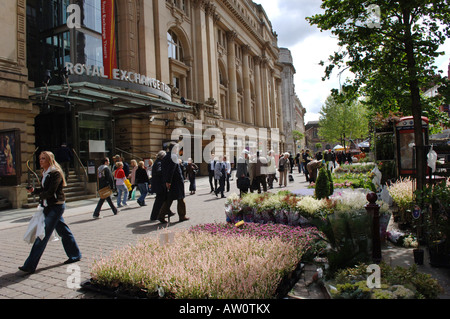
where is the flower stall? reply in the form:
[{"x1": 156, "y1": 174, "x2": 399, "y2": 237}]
[{"x1": 225, "y1": 190, "x2": 392, "y2": 272}]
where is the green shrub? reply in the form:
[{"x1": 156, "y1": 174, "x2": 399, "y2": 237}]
[{"x1": 315, "y1": 167, "x2": 331, "y2": 199}]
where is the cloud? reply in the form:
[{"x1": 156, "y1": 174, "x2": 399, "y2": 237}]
[
  {"x1": 256, "y1": 0, "x2": 340, "y2": 122},
  {"x1": 258, "y1": 0, "x2": 324, "y2": 47}
]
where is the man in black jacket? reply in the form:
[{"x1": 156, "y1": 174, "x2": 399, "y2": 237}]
[{"x1": 158, "y1": 142, "x2": 190, "y2": 223}]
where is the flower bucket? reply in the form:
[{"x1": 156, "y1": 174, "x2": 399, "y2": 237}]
[
  {"x1": 262, "y1": 210, "x2": 275, "y2": 224},
  {"x1": 413, "y1": 248, "x2": 424, "y2": 265},
  {"x1": 275, "y1": 210, "x2": 288, "y2": 225},
  {"x1": 379, "y1": 213, "x2": 391, "y2": 241},
  {"x1": 297, "y1": 215, "x2": 309, "y2": 227},
  {"x1": 243, "y1": 212, "x2": 254, "y2": 223},
  {"x1": 286, "y1": 210, "x2": 300, "y2": 226}
]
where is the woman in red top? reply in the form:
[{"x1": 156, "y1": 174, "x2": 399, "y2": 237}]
[{"x1": 114, "y1": 161, "x2": 128, "y2": 207}]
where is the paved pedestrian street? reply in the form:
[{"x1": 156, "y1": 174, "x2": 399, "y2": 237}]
[
  {"x1": 0, "y1": 174, "x2": 312, "y2": 299},
  {"x1": 1, "y1": 173, "x2": 449, "y2": 306}
]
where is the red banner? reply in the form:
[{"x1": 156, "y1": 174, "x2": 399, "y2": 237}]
[{"x1": 101, "y1": 0, "x2": 117, "y2": 79}]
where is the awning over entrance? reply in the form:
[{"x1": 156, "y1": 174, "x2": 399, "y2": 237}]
[{"x1": 29, "y1": 81, "x2": 192, "y2": 116}]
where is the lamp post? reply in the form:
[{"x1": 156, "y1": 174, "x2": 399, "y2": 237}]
[{"x1": 366, "y1": 192, "x2": 382, "y2": 263}]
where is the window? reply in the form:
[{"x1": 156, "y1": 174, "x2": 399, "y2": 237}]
[
  {"x1": 27, "y1": 0, "x2": 104, "y2": 87},
  {"x1": 168, "y1": 30, "x2": 184, "y2": 61},
  {"x1": 83, "y1": 0, "x2": 102, "y2": 33},
  {"x1": 167, "y1": 0, "x2": 189, "y2": 15}
]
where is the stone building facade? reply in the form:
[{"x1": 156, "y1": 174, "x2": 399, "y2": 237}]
[
  {"x1": 0, "y1": 0, "x2": 299, "y2": 208},
  {"x1": 279, "y1": 48, "x2": 306, "y2": 154}
]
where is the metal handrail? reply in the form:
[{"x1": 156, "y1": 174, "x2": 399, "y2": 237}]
[
  {"x1": 115, "y1": 147, "x2": 144, "y2": 161},
  {"x1": 26, "y1": 147, "x2": 40, "y2": 203},
  {"x1": 72, "y1": 148, "x2": 88, "y2": 188}
]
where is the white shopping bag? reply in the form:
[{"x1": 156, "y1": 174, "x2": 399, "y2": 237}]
[
  {"x1": 23, "y1": 206, "x2": 59, "y2": 244},
  {"x1": 427, "y1": 148, "x2": 438, "y2": 173},
  {"x1": 371, "y1": 166, "x2": 382, "y2": 190},
  {"x1": 380, "y1": 185, "x2": 393, "y2": 206}
]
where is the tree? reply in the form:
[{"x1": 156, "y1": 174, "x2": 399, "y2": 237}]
[
  {"x1": 292, "y1": 130, "x2": 305, "y2": 146},
  {"x1": 318, "y1": 94, "x2": 369, "y2": 144},
  {"x1": 307, "y1": 0, "x2": 450, "y2": 192}
]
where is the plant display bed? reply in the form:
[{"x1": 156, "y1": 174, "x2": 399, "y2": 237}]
[{"x1": 82, "y1": 223, "x2": 325, "y2": 299}]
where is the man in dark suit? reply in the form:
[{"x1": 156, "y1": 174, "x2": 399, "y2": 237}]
[
  {"x1": 158, "y1": 142, "x2": 190, "y2": 223},
  {"x1": 208, "y1": 154, "x2": 217, "y2": 193}
]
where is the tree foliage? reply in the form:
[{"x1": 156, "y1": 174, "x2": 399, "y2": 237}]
[
  {"x1": 307, "y1": 0, "x2": 450, "y2": 190},
  {"x1": 318, "y1": 94, "x2": 369, "y2": 143}
]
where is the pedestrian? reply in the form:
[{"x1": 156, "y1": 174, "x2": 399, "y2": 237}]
[
  {"x1": 208, "y1": 154, "x2": 217, "y2": 193},
  {"x1": 128, "y1": 159, "x2": 138, "y2": 200},
  {"x1": 158, "y1": 142, "x2": 190, "y2": 223},
  {"x1": 150, "y1": 151, "x2": 169, "y2": 221},
  {"x1": 266, "y1": 150, "x2": 277, "y2": 189},
  {"x1": 288, "y1": 153, "x2": 294, "y2": 174},
  {"x1": 136, "y1": 161, "x2": 149, "y2": 206},
  {"x1": 346, "y1": 151, "x2": 353, "y2": 165},
  {"x1": 248, "y1": 153, "x2": 257, "y2": 192},
  {"x1": 186, "y1": 158, "x2": 199, "y2": 195},
  {"x1": 303, "y1": 149, "x2": 312, "y2": 182},
  {"x1": 114, "y1": 161, "x2": 128, "y2": 207},
  {"x1": 55, "y1": 143, "x2": 72, "y2": 179},
  {"x1": 93, "y1": 157, "x2": 118, "y2": 218},
  {"x1": 307, "y1": 159, "x2": 322, "y2": 184},
  {"x1": 19, "y1": 151, "x2": 81, "y2": 274},
  {"x1": 146, "y1": 159, "x2": 153, "y2": 194},
  {"x1": 254, "y1": 151, "x2": 268, "y2": 193},
  {"x1": 278, "y1": 152, "x2": 290, "y2": 187},
  {"x1": 214, "y1": 155, "x2": 226, "y2": 198},
  {"x1": 236, "y1": 149, "x2": 250, "y2": 197},
  {"x1": 223, "y1": 155, "x2": 231, "y2": 192}
]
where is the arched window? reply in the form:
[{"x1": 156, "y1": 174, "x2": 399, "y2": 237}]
[{"x1": 168, "y1": 30, "x2": 183, "y2": 61}]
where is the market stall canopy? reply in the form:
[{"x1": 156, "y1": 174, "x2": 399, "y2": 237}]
[
  {"x1": 357, "y1": 141, "x2": 370, "y2": 148},
  {"x1": 333, "y1": 144, "x2": 345, "y2": 151},
  {"x1": 29, "y1": 81, "x2": 192, "y2": 116}
]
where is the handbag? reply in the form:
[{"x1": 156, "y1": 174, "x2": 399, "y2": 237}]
[
  {"x1": 278, "y1": 164, "x2": 285, "y2": 172},
  {"x1": 98, "y1": 186, "x2": 113, "y2": 199},
  {"x1": 124, "y1": 179, "x2": 132, "y2": 191},
  {"x1": 237, "y1": 176, "x2": 250, "y2": 190}
]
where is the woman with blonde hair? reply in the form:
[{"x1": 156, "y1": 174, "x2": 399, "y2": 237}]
[
  {"x1": 114, "y1": 161, "x2": 128, "y2": 207},
  {"x1": 19, "y1": 151, "x2": 81, "y2": 273}
]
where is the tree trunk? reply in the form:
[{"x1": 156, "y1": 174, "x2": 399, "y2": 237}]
[{"x1": 403, "y1": 6, "x2": 426, "y2": 192}]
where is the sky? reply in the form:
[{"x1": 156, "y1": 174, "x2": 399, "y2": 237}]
[{"x1": 255, "y1": 0, "x2": 450, "y2": 124}]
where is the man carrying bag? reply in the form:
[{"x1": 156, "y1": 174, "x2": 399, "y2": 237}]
[{"x1": 93, "y1": 157, "x2": 118, "y2": 218}]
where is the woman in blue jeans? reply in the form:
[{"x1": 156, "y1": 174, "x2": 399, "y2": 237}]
[
  {"x1": 135, "y1": 161, "x2": 149, "y2": 206},
  {"x1": 19, "y1": 151, "x2": 81, "y2": 274}
]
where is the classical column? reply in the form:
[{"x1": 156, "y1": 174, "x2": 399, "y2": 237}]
[
  {"x1": 254, "y1": 56, "x2": 264, "y2": 127},
  {"x1": 242, "y1": 45, "x2": 252, "y2": 124},
  {"x1": 276, "y1": 79, "x2": 284, "y2": 133},
  {"x1": 193, "y1": 0, "x2": 210, "y2": 102},
  {"x1": 227, "y1": 31, "x2": 238, "y2": 121},
  {"x1": 270, "y1": 71, "x2": 277, "y2": 128},
  {"x1": 205, "y1": 2, "x2": 219, "y2": 104},
  {"x1": 261, "y1": 58, "x2": 270, "y2": 128}
]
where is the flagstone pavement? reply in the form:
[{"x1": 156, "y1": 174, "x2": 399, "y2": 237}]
[{"x1": 0, "y1": 173, "x2": 449, "y2": 300}]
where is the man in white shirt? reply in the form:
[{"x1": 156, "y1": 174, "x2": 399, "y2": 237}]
[{"x1": 223, "y1": 155, "x2": 231, "y2": 192}]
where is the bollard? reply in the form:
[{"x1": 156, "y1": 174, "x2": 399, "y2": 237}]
[{"x1": 365, "y1": 192, "x2": 382, "y2": 263}]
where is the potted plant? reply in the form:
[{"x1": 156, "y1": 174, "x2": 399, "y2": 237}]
[{"x1": 415, "y1": 181, "x2": 450, "y2": 268}]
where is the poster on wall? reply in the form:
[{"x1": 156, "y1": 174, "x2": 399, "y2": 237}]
[{"x1": 0, "y1": 129, "x2": 21, "y2": 186}]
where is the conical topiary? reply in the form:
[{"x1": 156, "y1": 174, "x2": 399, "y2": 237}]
[{"x1": 315, "y1": 167, "x2": 330, "y2": 199}]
